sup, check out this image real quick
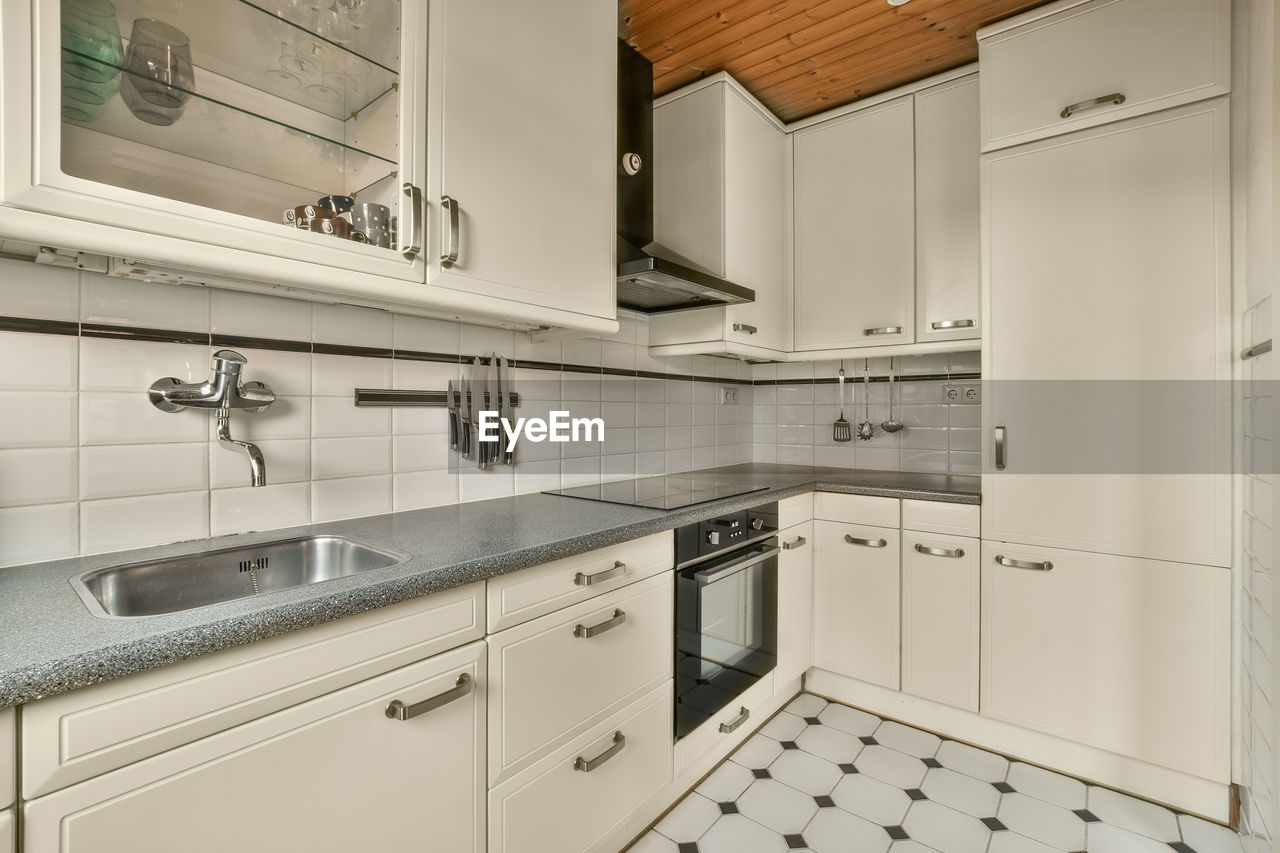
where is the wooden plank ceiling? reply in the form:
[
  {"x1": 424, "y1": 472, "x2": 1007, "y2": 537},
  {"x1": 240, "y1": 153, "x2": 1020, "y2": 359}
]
[{"x1": 620, "y1": 0, "x2": 1055, "y2": 122}]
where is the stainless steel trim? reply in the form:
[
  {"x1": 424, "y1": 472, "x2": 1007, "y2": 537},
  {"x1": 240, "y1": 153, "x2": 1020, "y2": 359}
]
[
  {"x1": 719, "y1": 706, "x2": 750, "y2": 734},
  {"x1": 995, "y1": 554, "x2": 1053, "y2": 571},
  {"x1": 574, "y1": 560, "x2": 627, "y2": 587},
  {"x1": 572, "y1": 608, "x2": 626, "y2": 639},
  {"x1": 401, "y1": 183, "x2": 423, "y2": 260},
  {"x1": 782, "y1": 536, "x2": 807, "y2": 551},
  {"x1": 914, "y1": 543, "x2": 965, "y2": 558},
  {"x1": 574, "y1": 731, "x2": 626, "y2": 772},
  {"x1": 692, "y1": 545, "x2": 781, "y2": 585},
  {"x1": 1060, "y1": 92, "x2": 1126, "y2": 119},
  {"x1": 1242, "y1": 340, "x2": 1273, "y2": 360},
  {"x1": 844, "y1": 535, "x2": 887, "y2": 548},
  {"x1": 385, "y1": 673, "x2": 473, "y2": 721},
  {"x1": 863, "y1": 326, "x2": 904, "y2": 336},
  {"x1": 676, "y1": 528, "x2": 779, "y2": 570},
  {"x1": 732, "y1": 323, "x2": 758, "y2": 335},
  {"x1": 930, "y1": 319, "x2": 976, "y2": 330},
  {"x1": 440, "y1": 194, "x2": 459, "y2": 267},
  {"x1": 995, "y1": 424, "x2": 1007, "y2": 471},
  {"x1": 353, "y1": 388, "x2": 520, "y2": 408}
]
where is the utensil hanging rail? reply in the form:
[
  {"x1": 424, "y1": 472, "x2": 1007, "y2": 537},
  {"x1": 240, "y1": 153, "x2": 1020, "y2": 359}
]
[{"x1": 353, "y1": 389, "x2": 521, "y2": 407}]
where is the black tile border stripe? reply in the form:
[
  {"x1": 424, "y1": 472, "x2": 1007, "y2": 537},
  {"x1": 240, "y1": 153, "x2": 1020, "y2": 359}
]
[
  {"x1": 754, "y1": 372, "x2": 981, "y2": 385},
  {"x1": 312, "y1": 342, "x2": 395, "y2": 359},
  {"x1": 211, "y1": 333, "x2": 311, "y2": 353},
  {"x1": 0, "y1": 316, "x2": 80, "y2": 336},
  {"x1": 81, "y1": 322, "x2": 211, "y2": 346}
]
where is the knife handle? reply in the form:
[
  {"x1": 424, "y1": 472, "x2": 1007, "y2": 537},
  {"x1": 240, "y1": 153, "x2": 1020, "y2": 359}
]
[{"x1": 448, "y1": 409, "x2": 459, "y2": 451}]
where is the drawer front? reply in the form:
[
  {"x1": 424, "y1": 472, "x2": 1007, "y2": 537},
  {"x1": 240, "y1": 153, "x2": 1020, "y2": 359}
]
[
  {"x1": 674, "y1": 668, "x2": 774, "y2": 776},
  {"x1": 902, "y1": 500, "x2": 980, "y2": 537},
  {"x1": 813, "y1": 492, "x2": 899, "y2": 527},
  {"x1": 778, "y1": 492, "x2": 814, "y2": 529},
  {"x1": 901, "y1": 531, "x2": 979, "y2": 711},
  {"x1": 979, "y1": 0, "x2": 1230, "y2": 150},
  {"x1": 488, "y1": 572, "x2": 672, "y2": 783},
  {"x1": 24, "y1": 643, "x2": 487, "y2": 853},
  {"x1": 487, "y1": 532, "x2": 672, "y2": 632},
  {"x1": 812, "y1": 521, "x2": 901, "y2": 688},
  {"x1": 23, "y1": 582, "x2": 484, "y2": 798},
  {"x1": 0, "y1": 708, "x2": 12, "y2": 810},
  {"x1": 777, "y1": 521, "x2": 815, "y2": 686},
  {"x1": 489, "y1": 684, "x2": 672, "y2": 853}
]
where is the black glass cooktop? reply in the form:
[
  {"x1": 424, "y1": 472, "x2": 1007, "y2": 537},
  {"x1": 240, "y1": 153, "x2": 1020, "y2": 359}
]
[{"x1": 546, "y1": 475, "x2": 769, "y2": 510}]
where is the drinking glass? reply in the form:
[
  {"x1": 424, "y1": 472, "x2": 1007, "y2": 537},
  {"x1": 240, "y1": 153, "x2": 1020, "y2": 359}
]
[
  {"x1": 120, "y1": 19, "x2": 195, "y2": 126},
  {"x1": 61, "y1": 0, "x2": 123, "y2": 122}
]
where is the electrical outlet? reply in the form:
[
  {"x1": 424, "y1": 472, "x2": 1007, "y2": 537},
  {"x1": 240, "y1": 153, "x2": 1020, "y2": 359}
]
[
  {"x1": 944, "y1": 384, "x2": 981, "y2": 404},
  {"x1": 719, "y1": 387, "x2": 739, "y2": 404}
]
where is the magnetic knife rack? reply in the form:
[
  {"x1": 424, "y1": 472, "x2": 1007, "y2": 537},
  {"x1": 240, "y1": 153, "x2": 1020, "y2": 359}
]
[{"x1": 353, "y1": 389, "x2": 521, "y2": 407}]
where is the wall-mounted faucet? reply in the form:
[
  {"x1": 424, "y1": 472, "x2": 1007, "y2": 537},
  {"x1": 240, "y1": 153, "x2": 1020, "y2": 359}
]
[{"x1": 149, "y1": 350, "x2": 276, "y2": 487}]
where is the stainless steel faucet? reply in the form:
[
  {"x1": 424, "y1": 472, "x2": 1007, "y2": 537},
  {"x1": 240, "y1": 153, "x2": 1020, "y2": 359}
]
[{"x1": 149, "y1": 350, "x2": 276, "y2": 487}]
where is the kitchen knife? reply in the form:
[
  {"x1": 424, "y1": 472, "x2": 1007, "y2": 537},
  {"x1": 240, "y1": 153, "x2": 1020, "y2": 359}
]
[
  {"x1": 459, "y1": 371, "x2": 472, "y2": 460},
  {"x1": 499, "y1": 356, "x2": 515, "y2": 465},
  {"x1": 474, "y1": 355, "x2": 488, "y2": 468},
  {"x1": 446, "y1": 379, "x2": 459, "y2": 451},
  {"x1": 486, "y1": 354, "x2": 500, "y2": 468}
]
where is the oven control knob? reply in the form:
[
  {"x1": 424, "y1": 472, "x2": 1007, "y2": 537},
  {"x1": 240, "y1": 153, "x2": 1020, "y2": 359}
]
[
  {"x1": 707, "y1": 531, "x2": 721, "y2": 545},
  {"x1": 749, "y1": 517, "x2": 764, "y2": 530}
]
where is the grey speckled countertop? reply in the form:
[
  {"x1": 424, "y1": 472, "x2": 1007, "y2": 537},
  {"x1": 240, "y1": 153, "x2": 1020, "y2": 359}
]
[{"x1": 0, "y1": 464, "x2": 977, "y2": 708}]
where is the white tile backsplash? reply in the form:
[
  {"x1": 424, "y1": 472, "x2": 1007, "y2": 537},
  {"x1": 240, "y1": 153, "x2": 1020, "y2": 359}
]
[
  {"x1": 211, "y1": 290, "x2": 311, "y2": 341},
  {"x1": 311, "y1": 303, "x2": 392, "y2": 348},
  {"x1": 0, "y1": 392, "x2": 77, "y2": 447},
  {"x1": 0, "y1": 448, "x2": 77, "y2": 507},
  {"x1": 80, "y1": 338, "x2": 207, "y2": 392},
  {"x1": 80, "y1": 443, "x2": 208, "y2": 500},
  {"x1": 0, "y1": 332, "x2": 77, "y2": 390},
  {"x1": 311, "y1": 474, "x2": 391, "y2": 522},
  {"x1": 0, "y1": 258, "x2": 78, "y2": 320},
  {"x1": 0, "y1": 502, "x2": 79, "y2": 564},
  {"x1": 211, "y1": 482, "x2": 310, "y2": 536},
  {"x1": 80, "y1": 491, "x2": 209, "y2": 554},
  {"x1": 81, "y1": 277, "x2": 210, "y2": 332}
]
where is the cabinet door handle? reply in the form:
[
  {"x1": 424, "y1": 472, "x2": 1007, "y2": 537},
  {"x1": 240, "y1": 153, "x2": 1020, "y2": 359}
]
[
  {"x1": 996, "y1": 554, "x2": 1053, "y2": 571},
  {"x1": 732, "y1": 323, "x2": 758, "y2": 335},
  {"x1": 782, "y1": 535, "x2": 807, "y2": 550},
  {"x1": 1242, "y1": 340, "x2": 1273, "y2": 360},
  {"x1": 1060, "y1": 92, "x2": 1126, "y2": 119},
  {"x1": 440, "y1": 194, "x2": 460, "y2": 268},
  {"x1": 385, "y1": 672, "x2": 472, "y2": 721},
  {"x1": 845, "y1": 534, "x2": 887, "y2": 548},
  {"x1": 572, "y1": 608, "x2": 626, "y2": 639},
  {"x1": 719, "y1": 706, "x2": 750, "y2": 733},
  {"x1": 863, "y1": 326, "x2": 903, "y2": 336},
  {"x1": 915, "y1": 543, "x2": 965, "y2": 558},
  {"x1": 994, "y1": 424, "x2": 1007, "y2": 471},
  {"x1": 574, "y1": 731, "x2": 626, "y2": 772},
  {"x1": 930, "y1": 319, "x2": 975, "y2": 330},
  {"x1": 574, "y1": 560, "x2": 627, "y2": 586},
  {"x1": 400, "y1": 183, "x2": 423, "y2": 260}
]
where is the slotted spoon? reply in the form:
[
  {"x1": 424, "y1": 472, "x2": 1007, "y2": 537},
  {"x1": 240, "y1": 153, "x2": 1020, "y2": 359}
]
[{"x1": 833, "y1": 366, "x2": 851, "y2": 442}]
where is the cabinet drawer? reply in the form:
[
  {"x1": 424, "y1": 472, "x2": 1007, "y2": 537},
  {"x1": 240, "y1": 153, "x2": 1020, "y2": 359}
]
[
  {"x1": 488, "y1": 572, "x2": 672, "y2": 784},
  {"x1": 0, "y1": 708, "x2": 12, "y2": 810},
  {"x1": 487, "y1": 533, "x2": 672, "y2": 632},
  {"x1": 813, "y1": 492, "x2": 899, "y2": 527},
  {"x1": 979, "y1": 0, "x2": 1229, "y2": 150},
  {"x1": 674, "y1": 668, "x2": 775, "y2": 776},
  {"x1": 901, "y1": 532, "x2": 979, "y2": 711},
  {"x1": 981, "y1": 542, "x2": 1230, "y2": 780},
  {"x1": 489, "y1": 684, "x2": 672, "y2": 853},
  {"x1": 24, "y1": 643, "x2": 486, "y2": 853},
  {"x1": 778, "y1": 493, "x2": 814, "y2": 529},
  {"x1": 23, "y1": 582, "x2": 484, "y2": 798},
  {"x1": 902, "y1": 500, "x2": 980, "y2": 537}
]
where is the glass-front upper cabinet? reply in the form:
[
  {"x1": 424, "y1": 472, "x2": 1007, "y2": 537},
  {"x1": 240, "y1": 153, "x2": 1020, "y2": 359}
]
[{"x1": 0, "y1": 0, "x2": 426, "y2": 287}]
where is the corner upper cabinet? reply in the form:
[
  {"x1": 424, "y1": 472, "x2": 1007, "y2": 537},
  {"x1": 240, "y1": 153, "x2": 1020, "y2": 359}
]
[
  {"x1": 647, "y1": 75, "x2": 790, "y2": 358},
  {"x1": 0, "y1": 0, "x2": 617, "y2": 333},
  {"x1": 792, "y1": 94, "x2": 915, "y2": 352}
]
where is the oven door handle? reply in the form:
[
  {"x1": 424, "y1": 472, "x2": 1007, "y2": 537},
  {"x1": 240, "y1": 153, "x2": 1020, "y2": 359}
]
[{"x1": 691, "y1": 545, "x2": 781, "y2": 586}]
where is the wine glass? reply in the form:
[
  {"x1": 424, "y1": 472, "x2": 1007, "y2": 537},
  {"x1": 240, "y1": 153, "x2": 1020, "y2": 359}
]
[
  {"x1": 61, "y1": 0, "x2": 123, "y2": 122},
  {"x1": 119, "y1": 18, "x2": 194, "y2": 126}
]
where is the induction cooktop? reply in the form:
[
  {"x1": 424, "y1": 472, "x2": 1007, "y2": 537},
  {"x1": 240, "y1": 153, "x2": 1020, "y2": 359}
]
[{"x1": 545, "y1": 475, "x2": 769, "y2": 511}]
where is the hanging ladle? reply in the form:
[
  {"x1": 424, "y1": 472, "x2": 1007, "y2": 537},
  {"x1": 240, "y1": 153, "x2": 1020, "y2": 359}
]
[
  {"x1": 881, "y1": 359, "x2": 904, "y2": 433},
  {"x1": 857, "y1": 360, "x2": 875, "y2": 440}
]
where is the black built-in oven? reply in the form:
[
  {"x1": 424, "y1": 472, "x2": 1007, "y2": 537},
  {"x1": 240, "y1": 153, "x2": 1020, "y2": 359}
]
[{"x1": 674, "y1": 502, "x2": 779, "y2": 740}]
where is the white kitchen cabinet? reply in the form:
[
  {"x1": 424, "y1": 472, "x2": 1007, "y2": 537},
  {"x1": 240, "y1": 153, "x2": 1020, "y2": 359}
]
[
  {"x1": 915, "y1": 75, "x2": 981, "y2": 344},
  {"x1": 981, "y1": 542, "x2": 1230, "y2": 781},
  {"x1": 0, "y1": 810, "x2": 11, "y2": 853},
  {"x1": 0, "y1": 0, "x2": 617, "y2": 333},
  {"x1": 24, "y1": 642, "x2": 487, "y2": 853},
  {"x1": 982, "y1": 99, "x2": 1232, "y2": 566},
  {"x1": 776, "y1": 520, "x2": 814, "y2": 686},
  {"x1": 487, "y1": 572, "x2": 672, "y2": 785},
  {"x1": 901, "y1": 530, "x2": 979, "y2": 712},
  {"x1": 0, "y1": 707, "x2": 11, "y2": 810},
  {"x1": 979, "y1": 0, "x2": 1230, "y2": 151},
  {"x1": 488, "y1": 684, "x2": 672, "y2": 853},
  {"x1": 648, "y1": 74, "x2": 791, "y2": 357},
  {"x1": 812, "y1": 520, "x2": 901, "y2": 689},
  {"x1": 674, "y1": 667, "x2": 774, "y2": 777},
  {"x1": 793, "y1": 95, "x2": 915, "y2": 352}
]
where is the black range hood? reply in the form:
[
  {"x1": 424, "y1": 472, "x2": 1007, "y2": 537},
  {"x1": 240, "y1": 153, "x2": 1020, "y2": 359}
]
[{"x1": 616, "y1": 41, "x2": 755, "y2": 313}]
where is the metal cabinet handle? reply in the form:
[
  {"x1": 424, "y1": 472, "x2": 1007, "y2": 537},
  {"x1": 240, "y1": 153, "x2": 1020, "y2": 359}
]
[
  {"x1": 400, "y1": 183, "x2": 423, "y2": 260},
  {"x1": 915, "y1": 543, "x2": 965, "y2": 558},
  {"x1": 1060, "y1": 92, "x2": 1125, "y2": 119},
  {"x1": 574, "y1": 731, "x2": 626, "y2": 772},
  {"x1": 574, "y1": 560, "x2": 627, "y2": 587},
  {"x1": 732, "y1": 323, "x2": 758, "y2": 335},
  {"x1": 930, "y1": 319, "x2": 975, "y2": 330},
  {"x1": 572, "y1": 608, "x2": 626, "y2": 639},
  {"x1": 440, "y1": 194, "x2": 460, "y2": 268},
  {"x1": 996, "y1": 554, "x2": 1053, "y2": 571},
  {"x1": 863, "y1": 326, "x2": 904, "y2": 336},
  {"x1": 994, "y1": 424, "x2": 1007, "y2": 471},
  {"x1": 845, "y1": 534, "x2": 887, "y2": 548},
  {"x1": 782, "y1": 536, "x2": 807, "y2": 550},
  {"x1": 719, "y1": 706, "x2": 750, "y2": 734},
  {"x1": 1242, "y1": 340, "x2": 1273, "y2": 360},
  {"x1": 385, "y1": 673, "x2": 472, "y2": 721}
]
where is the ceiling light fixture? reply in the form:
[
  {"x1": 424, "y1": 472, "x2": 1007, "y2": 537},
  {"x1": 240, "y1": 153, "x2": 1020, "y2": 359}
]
[{"x1": 888, "y1": 0, "x2": 912, "y2": 5}]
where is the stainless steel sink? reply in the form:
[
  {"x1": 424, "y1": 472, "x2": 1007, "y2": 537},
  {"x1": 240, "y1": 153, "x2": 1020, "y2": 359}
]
[{"x1": 71, "y1": 535, "x2": 412, "y2": 618}]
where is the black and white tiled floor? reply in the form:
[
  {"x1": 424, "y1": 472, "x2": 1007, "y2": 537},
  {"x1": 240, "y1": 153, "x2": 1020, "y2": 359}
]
[{"x1": 629, "y1": 694, "x2": 1243, "y2": 853}]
